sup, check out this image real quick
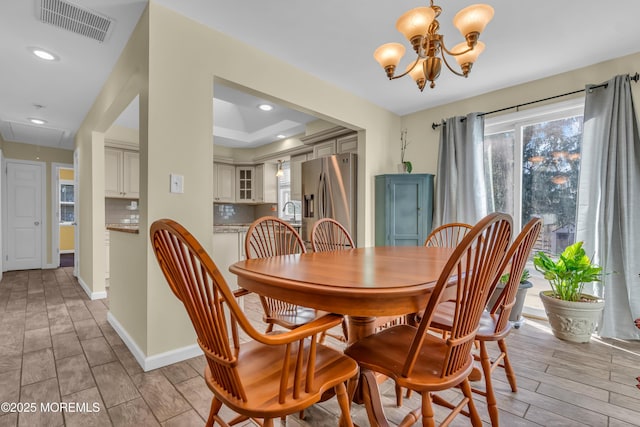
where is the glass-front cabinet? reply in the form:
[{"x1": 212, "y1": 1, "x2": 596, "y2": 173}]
[{"x1": 236, "y1": 167, "x2": 254, "y2": 202}]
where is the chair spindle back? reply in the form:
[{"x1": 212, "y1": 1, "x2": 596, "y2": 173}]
[
  {"x1": 406, "y1": 213, "x2": 513, "y2": 379},
  {"x1": 311, "y1": 218, "x2": 355, "y2": 252}
]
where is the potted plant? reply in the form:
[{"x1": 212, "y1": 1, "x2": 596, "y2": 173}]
[
  {"x1": 486, "y1": 269, "x2": 533, "y2": 329},
  {"x1": 399, "y1": 129, "x2": 412, "y2": 173},
  {"x1": 533, "y1": 241, "x2": 603, "y2": 343}
]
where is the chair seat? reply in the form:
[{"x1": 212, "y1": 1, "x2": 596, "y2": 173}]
[
  {"x1": 206, "y1": 338, "x2": 358, "y2": 419},
  {"x1": 265, "y1": 307, "x2": 329, "y2": 330},
  {"x1": 345, "y1": 324, "x2": 473, "y2": 392},
  {"x1": 430, "y1": 301, "x2": 512, "y2": 340}
]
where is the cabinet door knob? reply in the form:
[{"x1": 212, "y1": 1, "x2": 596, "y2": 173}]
[{"x1": 34, "y1": 221, "x2": 40, "y2": 226}]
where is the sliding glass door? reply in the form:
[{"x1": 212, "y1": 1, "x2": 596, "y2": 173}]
[{"x1": 484, "y1": 100, "x2": 584, "y2": 316}]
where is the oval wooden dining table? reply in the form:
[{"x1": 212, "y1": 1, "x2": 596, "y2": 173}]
[{"x1": 229, "y1": 245, "x2": 456, "y2": 427}]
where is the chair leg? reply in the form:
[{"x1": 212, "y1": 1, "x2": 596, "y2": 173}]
[
  {"x1": 206, "y1": 397, "x2": 222, "y2": 427},
  {"x1": 319, "y1": 331, "x2": 327, "y2": 344},
  {"x1": 336, "y1": 382, "x2": 354, "y2": 427},
  {"x1": 266, "y1": 323, "x2": 274, "y2": 333},
  {"x1": 479, "y1": 341, "x2": 499, "y2": 427},
  {"x1": 421, "y1": 392, "x2": 436, "y2": 427},
  {"x1": 341, "y1": 318, "x2": 349, "y2": 342},
  {"x1": 460, "y1": 378, "x2": 482, "y2": 427},
  {"x1": 498, "y1": 339, "x2": 517, "y2": 392},
  {"x1": 395, "y1": 384, "x2": 403, "y2": 407},
  {"x1": 264, "y1": 418, "x2": 274, "y2": 427}
]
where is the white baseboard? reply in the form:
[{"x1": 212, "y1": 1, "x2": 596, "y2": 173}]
[
  {"x1": 107, "y1": 312, "x2": 203, "y2": 372},
  {"x1": 77, "y1": 276, "x2": 108, "y2": 300}
]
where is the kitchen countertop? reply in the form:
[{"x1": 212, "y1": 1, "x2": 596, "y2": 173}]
[
  {"x1": 213, "y1": 222, "x2": 301, "y2": 233},
  {"x1": 214, "y1": 224, "x2": 250, "y2": 233},
  {"x1": 106, "y1": 223, "x2": 140, "y2": 234}
]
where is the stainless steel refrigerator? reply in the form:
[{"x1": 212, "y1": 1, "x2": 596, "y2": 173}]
[{"x1": 301, "y1": 153, "x2": 357, "y2": 245}]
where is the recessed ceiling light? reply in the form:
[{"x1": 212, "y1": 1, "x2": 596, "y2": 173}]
[
  {"x1": 28, "y1": 118, "x2": 47, "y2": 125},
  {"x1": 30, "y1": 47, "x2": 58, "y2": 61},
  {"x1": 276, "y1": 134, "x2": 286, "y2": 139},
  {"x1": 258, "y1": 104, "x2": 273, "y2": 111}
]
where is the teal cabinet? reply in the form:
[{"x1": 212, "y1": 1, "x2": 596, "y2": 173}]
[{"x1": 375, "y1": 174, "x2": 434, "y2": 246}]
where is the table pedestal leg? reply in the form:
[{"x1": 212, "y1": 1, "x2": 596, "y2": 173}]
[
  {"x1": 346, "y1": 316, "x2": 390, "y2": 427},
  {"x1": 346, "y1": 316, "x2": 376, "y2": 345}
]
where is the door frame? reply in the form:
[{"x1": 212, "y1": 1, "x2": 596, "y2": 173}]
[
  {"x1": 2, "y1": 158, "x2": 47, "y2": 271},
  {"x1": 52, "y1": 162, "x2": 74, "y2": 269},
  {"x1": 73, "y1": 149, "x2": 79, "y2": 277},
  {"x1": 0, "y1": 149, "x2": 3, "y2": 280}
]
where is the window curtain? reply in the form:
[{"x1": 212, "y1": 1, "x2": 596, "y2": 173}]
[
  {"x1": 433, "y1": 112, "x2": 491, "y2": 227},
  {"x1": 576, "y1": 74, "x2": 640, "y2": 339}
]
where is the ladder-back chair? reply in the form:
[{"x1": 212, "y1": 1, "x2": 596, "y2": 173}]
[
  {"x1": 345, "y1": 212, "x2": 512, "y2": 427},
  {"x1": 424, "y1": 222, "x2": 473, "y2": 247},
  {"x1": 310, "y1": 218, "x2": 354, "y2": 343},
  {"x1": 430, "y1": 216, "x2": 542, "y2": 426},
  {"x1": 150, "y1": 219, "x2": 358, "y2": 427},
  {"x1": 311, "y1": 218, "x2": 355, "y2": 252},
  {"x1": 245, "y1": 216, "x2": 328, "y2": 334}
]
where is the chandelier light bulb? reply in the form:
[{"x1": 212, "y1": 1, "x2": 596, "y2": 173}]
[
  {"x1": 396, "y1": 7, "x2": 435, "y2": 44},
  {"x1": 453, "y1": 4, "x2": 495, "y2": 39}
]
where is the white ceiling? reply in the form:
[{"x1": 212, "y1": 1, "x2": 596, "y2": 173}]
[{"x1": 2, "y1": 0, "x2": 640, "y2": 151}]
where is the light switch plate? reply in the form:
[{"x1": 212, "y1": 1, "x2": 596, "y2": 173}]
[{"x1": 170, "y1": 173, "x2": 184, "y2": 193}]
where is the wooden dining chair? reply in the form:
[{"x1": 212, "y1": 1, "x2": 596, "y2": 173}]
[
  {"x1": 150, "y1": 219, "x2": 358, "y2": 427},
  {"x1": 345, "y1": 212, "x2": 512, "y2": 427},
  {"x1": 424, "y1": 222, "x2": 473, "y2": 247},
  {"x1": 430, "y1": 216, "x2": 542, "y2": 426},
  {"x1": 311, "y1": 218, "x2": 355, "y2": 252},
  {"x1": 245, "y1": 216, "x2": 328, "y2": 334},
  {"x1": 310, "y1": 218, "x2": 353, "y2": 343}
]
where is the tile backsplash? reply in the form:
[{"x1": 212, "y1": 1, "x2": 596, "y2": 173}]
[
  {"x1": 106, "y1": 198, "x2": 139, "y2": 224},
  {"x1": 214, "y1": 203, "x2": 279, "y2": 225}
]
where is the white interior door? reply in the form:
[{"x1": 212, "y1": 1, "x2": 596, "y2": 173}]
[{"x1": 5, "y1": 161, "x2": 44, "y2": 270}]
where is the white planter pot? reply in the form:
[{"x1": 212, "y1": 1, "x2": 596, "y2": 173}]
[{"x1": 539, "y1": 290, "x2": 604, "y2": 343}]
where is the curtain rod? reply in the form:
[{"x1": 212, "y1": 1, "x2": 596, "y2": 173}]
[{"x1": 431, "y1": 72, "x2": 640, "y2": 130}]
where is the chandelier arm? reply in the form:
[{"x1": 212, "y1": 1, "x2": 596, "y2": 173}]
[
  {"x1": 439, "y1": 51, "x2": 467, "y2": 77},
  {"x1": 440, "y1": 41, "x2": 473, "y2": 57},
  {"x1": 389, "y1": 55, "x2": 423, "y2": 80}
]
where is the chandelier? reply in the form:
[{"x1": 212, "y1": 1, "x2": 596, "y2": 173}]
[{"x1": 373, "y1": 1, "x2": 494, "y2": 91}]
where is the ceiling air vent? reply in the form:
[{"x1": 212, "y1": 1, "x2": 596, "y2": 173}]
[{"x1": 38, "y1": 0, "x2": 114, "y2": 43}]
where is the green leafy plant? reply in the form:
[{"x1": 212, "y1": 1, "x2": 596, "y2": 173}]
[
  {"x1": 533, "y1": 241, "x2": 602, "y2": 301},
  {"x1": 499, "y1": 268, "x2": 530, "y2": 285}
]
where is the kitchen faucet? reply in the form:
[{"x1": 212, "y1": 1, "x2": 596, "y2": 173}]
[{"x1": 282, "y1": 201, "x2": 298, "y2": 223}]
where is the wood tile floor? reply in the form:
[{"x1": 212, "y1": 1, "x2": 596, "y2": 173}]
[{"x1": 1, "y1": 268, "x2": 639, "y2": 426}]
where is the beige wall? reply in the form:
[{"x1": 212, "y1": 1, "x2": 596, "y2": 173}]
[
  {"x1": 143, "y1": 3, "x2": 400, "y2": 356},
  {"x1": 76, "y1": 2, "x2": 400, "y2": 359},
  {"x1": 402, "y1": 52, "x2": 640, "y2": 176},
  {"x1": 75, "y1": 5, "x2": 149, "y2": 346},
  {"x1": 2, "y1": 140, "x2": 73, "y2": 265}
]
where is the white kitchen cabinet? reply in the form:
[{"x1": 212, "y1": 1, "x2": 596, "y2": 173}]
[
  {"x1": 105, "y1": 147, "x2": 139, "y2": 198},
  {"x1": 212, "y1": 230, "x2": 248, "y2": 286},
  {"x1": 337, "y1": 133, "x2": 358, "y2": 153},
  {"x1": 236, "y1": 166, "x2": 255, "y2": 202},
  {"x1": 290, "y1": 153, "x2": 310, "y2": 201},
  {"x1": 254, "y1": 163, "x2": 278, "y2": 203},
  {"x1": 214, "y1": 163, "x2": 236, "y2": 202},
  {"x1": 236, "y1": 164, "x2": 277, "y2": 203},
  {"x1": 312, "y1": 139, "x2": 336, "y2": 158}
]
